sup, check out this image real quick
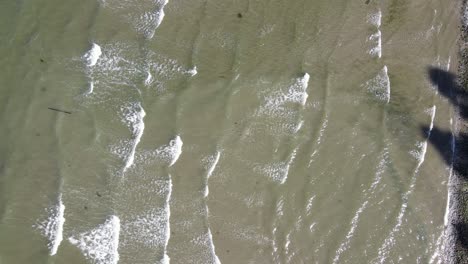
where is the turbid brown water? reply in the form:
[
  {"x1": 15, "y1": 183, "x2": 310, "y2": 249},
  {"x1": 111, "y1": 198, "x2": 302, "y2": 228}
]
[{"x1": 0, "y1": 0, "x2": 461, "y2": 263}]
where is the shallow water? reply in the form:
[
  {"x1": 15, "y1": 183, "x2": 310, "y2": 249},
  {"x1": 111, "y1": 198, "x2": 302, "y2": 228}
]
[{"x1": 0, "y1": 0, "x2": 461, "y2": 263}]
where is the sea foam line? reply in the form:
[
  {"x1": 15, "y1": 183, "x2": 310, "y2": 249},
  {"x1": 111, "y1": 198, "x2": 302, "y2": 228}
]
[
  {"x1": 136, "y1": 0, "x2": 169, "y2": 39},
  {"x1": 384, "y1": 66, "x2": 390, "y2": 103},
  {"x1": 438, "y1": 114, "x2": 457, "y2": 263},
  {"x1": 82, "y1": 43, "x2": 102, "y2": 95},
  {"x1": 429, "y1": 232, "x2": 446, "y2": 264},
  {"x1": 201, "y1": 152, "x2": 222, "y2": 263},
  {"x1": 332, "y1": 148, "x2": 390, "y2": 261},
  {"x1": 308, "y1": 113, "x2": 329, "y2": 167},
  {"x1": 368, "y1": 10, "x2": 382, "y2": 27},
  {"x1": 444, "y1": 117, "x2": 456, "y2": 227},
  {"x1": 83, "y1": 43, "x2": 102, "y2": 67},
  {"x1": 119, "y1": 176, "x2": 174, "y2": 259},
  {"x1": 333, "y1": 201, "x2": 369, "y2": 264},
  {"x1": 145, "y1": 69, "x2": 152, "y2": 86},
  {"x1": 206, "y1": 227, "x2": 222, "y2": 264},
  {"x1": 205, "y1": 151, "x2": 221, "y2": 197},
  {"x1": 138, "y1": 136, "x2": 184, "y2": 167},
  {"x1": 35, "y1": 194, "x2": 65, "y2": 256},
  {"x1": 260, "y1": 73, "x2": 310, "y2": 117},
  {"x1": 87, "y1": 81, "x2": 94, "y2": 95},
  {"x1": 121, "y1": 102, "x2": 146, "y2": 172},
  {"x1": 375, "y1": 106, "x2": 436, "y2": 264},
  {"x1": 364, "y1": 66, "x2": 390, "y2": 103},
  {"x1": 161, "y1": 175, "x2": 173, "y2": 264},
  {"x1": 368, "y1": 10, "x2": 382, "y2": 58},
  {"x1": 271, "y1": 197, "x2": 285, "y2": 262},
  {"x1": 255, "y1": 148, "x2": 297, "y2": 184},
  {"x1": 168, "y1": 136, "x2": 183, "y2": 167},
  {"x1": 151, "y1": 0, "x2": 169, "y2": 38},
  {"x1": 69, "y1": 215, "x2": 121, "y2": 264},
  {"x1": 369, "y1": 30, "x2": 382, "y2": 58}
]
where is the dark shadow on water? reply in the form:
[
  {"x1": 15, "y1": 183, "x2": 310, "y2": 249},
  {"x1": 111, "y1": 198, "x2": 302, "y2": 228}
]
[
  {"x1": 423, "y1": 67, "x2": 468, "y2": 179},
  {"x1": 421, "y1": 126, "x2": 453, "y2": 166},
  {"x1": 428, "y1": 67, "x2": 468, "y2": 119},
  {"x1": 423, "y1": 126, "x2": 468, "y2": 177},
  {"x1": 424, "y1": 67, "x2": 468, "y2": 258}
]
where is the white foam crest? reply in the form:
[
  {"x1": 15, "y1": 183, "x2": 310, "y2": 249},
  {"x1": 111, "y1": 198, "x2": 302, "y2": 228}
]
[
  {"x1": 429, "y1": 106, "x2": 437, "y2": 129},
  {"x1": 364, "y1": 66, "x2": 390, "y2": 103},
  {"x1": 444, "y1": 186, "x2": 451, "y2": 227},
  {"x1": 260, "y1": 162, "x2": 290, "y2": 184},
  {"x1": 368, "y1": 30, "x2": 382, "y2": 58},
  {"x1": 145, "y1": 70, "x2": 152, "y2": 86},
  {"x1": 204, "y1": 151, "x2": 221, "y2": 197},
  {"x1": 271, "y1": 198, "x2": 284, "y2": 262},
  {"x1": 87, "y1": 81, "x2": 95, "y2": 95},
  {"x1": 308, "y1": 114, "x2": 328, "y2": 167},
  {"x1": 317, "y1": 114, "x2": 329, "y2": 145},
  {"x1": 284, "y1": 232, "x2": 292, "y2": 260},
  {"x1": 123, "y1": 209, "x2": 170, "y2": 247},
  {"x1": 276, "y1": 197, "x2": 285, "y2": 217},
  {"x1": 376, "y1": 217, "x2": 400, "y2": 263},
  {"x1": 336, "y1": 149, "x2": 387, "y2": 262},
  {"x1": 207, "y1": 151, "x2": 221, "y2": 179},
  {"x1": 309, "y1": 222, "x2": 316, "y2": 233},
  {"x1": 199, "y1": 154, "x2": 222, "y2": 263},
  {"x1": 376, "y1": 107, "x2": 436, "y2": 263},
  {"x1": 429, "y1": 233, "x2": 446, "y2": 264},
  {"x1": 148, "y1": 56, "x2": 195, "y2": 80},
  {"x1": 367, "y1": 10, "x2": 382, "y2": 58},
  {"x1": 272, "y1": 227, "x2": 279, "y2": 260},
  {"x1": 445, "y1": 117, "x2": 456, "y2": 227},
  {"x1": 305, "y1": 195, "x2": 315, "y2": 216},
  {"x1": 83, "y1": 43, "x2": 192, "y2": 94},
  {"x1": 138, "y1": 136, "x2": 183, "y2": 167},
  {"x1": 83, "y1": 43, "x2": 102, "y2": 67},
  {"x1": 410, "y1": 106, "x2": 436, "y2": 169},
  {"x1": 69, "y1": 215, "x2": 120, "y2": 264},
  {"x1": 409, "y1": 141, "x2": 428, "y2": 169},
  {"x1": 35, "y1": 194, "x2": 65, "y2": 256},
  {"x1": 187, "y1": 66, "x2": 198, "y2": 76},
  {"x1": 377, "y1": 149, "x2": 425, "y2": 263},
  {"x1": 294, "y1": 120, "x2": 304, "y2": 133},
  {"x1": 368, "y1": 10, "x2": 382, "y2": 27},
  {"x1": 206, "y1": 228, "x2": 222, "y2": 264},
  {"x1": 83, "y1": 43, "x2": 145, "y2": 92},
  {"x1": 260, "y1": 73, "x2": 310, "y2": 116},
  {"x1": 132, "y1": 0, "x2": 169, "y2": 39},
  {"x1": 370, "y1": 149, "x2": 388, "y2": 192},
  {"x1": 122, "y1": 178, "x2": 173, "y2": 252},
  {"x1": 167, "y1": 136, "x2": 183, "y2": 166},
  {"x1": 255, "y1": 149, "x2": 297, "y2": 184},
  {"x1": 120, "y1": 102, "x2": 146, "y2": 172},
  {"x1": 333, "y1": 201, "x2": 369, "y2": 264},
  {"x1": 297, "y1": 73, "x2": 310, "y2": 105},
  {"x1": 161, "y1": 175, "x2": 172, "y2": 264}
]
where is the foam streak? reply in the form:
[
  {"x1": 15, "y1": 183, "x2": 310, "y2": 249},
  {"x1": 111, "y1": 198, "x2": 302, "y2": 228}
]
[
  {"x1": 83, "y1": 43, "x2": 102, "y2": 67},
  {"x1": 36, "y1": 194, "x2": 65, "y2": 256},
  {"x1": 122, "y1": 103, "x2": 146, "y2": 172},
  {"x1": 69, "y1": 215, "x2": 121, "y2": 264}
]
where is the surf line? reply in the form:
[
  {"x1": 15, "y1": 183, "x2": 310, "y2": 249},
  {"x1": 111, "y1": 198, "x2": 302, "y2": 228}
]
[{"x1": 203, "y1": 151, "x2": 222, "y2": 263}]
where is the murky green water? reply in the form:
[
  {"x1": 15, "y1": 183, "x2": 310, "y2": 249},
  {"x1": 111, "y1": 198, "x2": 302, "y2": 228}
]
[{"x1": 0, "y1": 0, "x2": 460, "y2": 263}]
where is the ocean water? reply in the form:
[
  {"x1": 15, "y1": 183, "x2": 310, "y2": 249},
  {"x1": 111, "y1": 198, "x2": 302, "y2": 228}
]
[{"x1": 0, "y1": 0, "x2": 460, "y2": 263}]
